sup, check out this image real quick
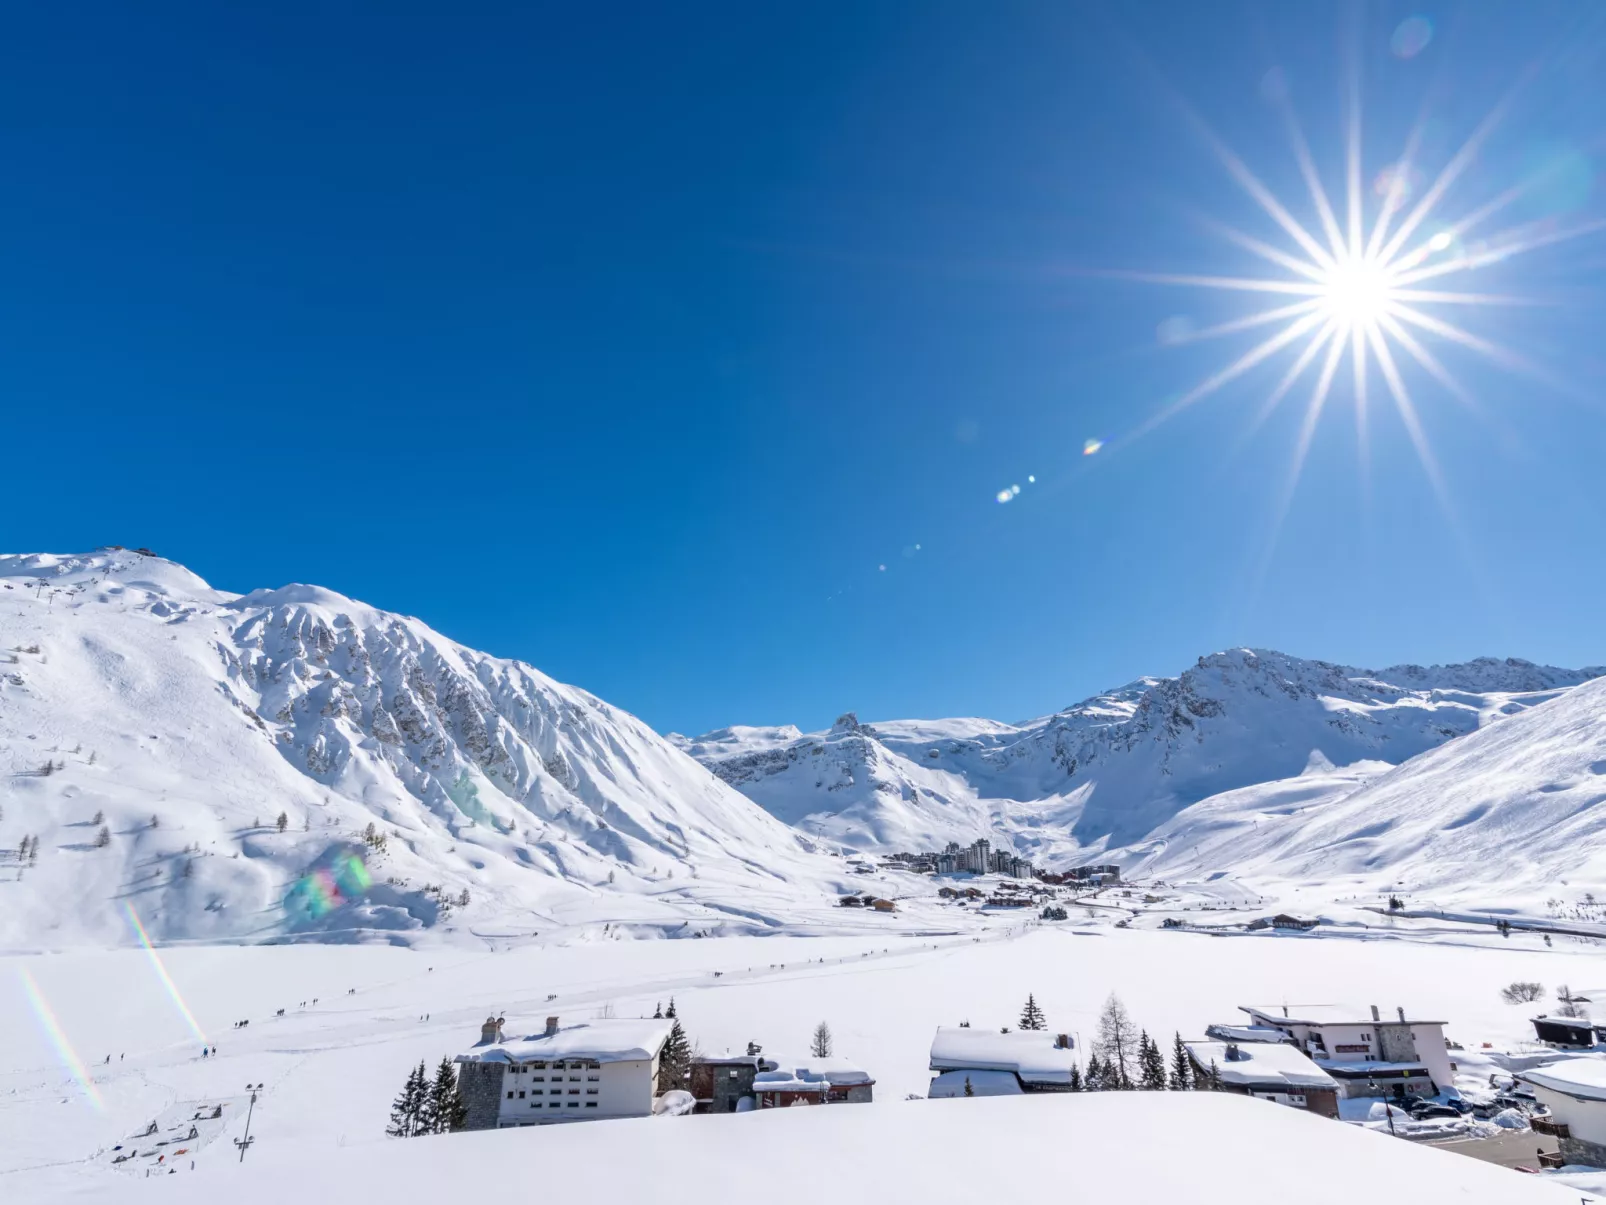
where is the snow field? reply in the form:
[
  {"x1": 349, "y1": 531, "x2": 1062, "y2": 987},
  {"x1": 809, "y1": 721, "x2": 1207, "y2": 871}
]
[{"x1": 4, "y1": 923, "x2": 1599, "y2": 1198}]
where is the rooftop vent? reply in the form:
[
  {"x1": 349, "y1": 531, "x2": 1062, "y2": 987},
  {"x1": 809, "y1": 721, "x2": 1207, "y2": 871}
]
[{"x1": 545, "y1": 1016, "x2": 560, "y2": 1036}]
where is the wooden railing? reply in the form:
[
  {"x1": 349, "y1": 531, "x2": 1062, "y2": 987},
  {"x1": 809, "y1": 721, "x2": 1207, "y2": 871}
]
[
  {"x1": 1537, "y1": 1152, "x2": 1565, "y2": 1170},
  {"x1": 1532, "y1": 1117, "x2": 1570, "y2": 1139}
]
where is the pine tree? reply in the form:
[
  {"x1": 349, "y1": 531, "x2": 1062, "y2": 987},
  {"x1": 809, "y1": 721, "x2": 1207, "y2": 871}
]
[
  {"x1": 963, "y1": 1075, "x2": 974, "y2": 1097},
  {"x1": 1169, "y1": 1032, "x2": 1193, "y2": 1091},
  {"x1": 1019, "y1": 994, "x2": 1046, "y2": 1031},
  {"x1": 422, "y1": 1058, "x2": 467, "y2": 1134},
  {"x1": 95, "y1": 825, "x2": 110, "y2": 848},
  {"x1": 1067, "y1": 1064, "x2": 1084, "y2": 1091},
  {"x1": 91, "y1": 809, "x2": 104, "y2": 825},
  {"x1": 1138, "y1": 1030, "x2": 1167, "y2": 1090},
  {"x1": 387, "y1": 1061, "x2": 429, "y2": 1137},
  {"x1": 150, "y1": 814, "x2": 159, "y2": 829},
  {"x1": 653, "y1": 1002, "x2": 663, "y2": 1019},
  {"x1": 664, "y1": 998, "x2": 677, "y2": 1019},
  {"x1": 657, "y1": 1018, "x2": 692, "y2": 1093},
  {"x1": 1205, "y1": 1059, "x2": 1223, "y2": 1090},
  {"x1": 276, "y1": 812, "x2": 289, "y2": 833},
  {"x1": 1094, "y1": 993, "x2": 1137, "y2": 1089},
  {"x1": 1083, "y1": 1053, "x2": 1105, "y2": 1091},
  {"x1": 811, "y1": 1021, "x2": 833, "y2": 1058}
]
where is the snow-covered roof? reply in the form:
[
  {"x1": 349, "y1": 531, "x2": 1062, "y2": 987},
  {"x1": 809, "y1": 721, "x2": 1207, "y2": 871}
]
[
  {"x1": 1186, "y1": 1041, "x2": 1338, "y2": 1091},
  {"x1": 1240, "y1": 1005, "x2": 1444, "y2": 1027},
  {"x1": 928, "y1": 1069, "x2": 1023, "y2": 1098},
  {"x1": 1520, "y1": 1058, "x2": 1606, "y2": 1102},
  {"x1": 106, "y1": 1092, "x2": 1581, "y2": 1205},
  {"x1": 456, "y1": 1019, "x2": 673, "y2": 1066},
  {"x1": 1204, "y1": 1024, "x2": 1293, "y2": 1044},
  {"x1": 1533, "y1": 1014, "x2": 1606, "y2": 1029},
  {"x1": 752, "y1": 1055, "x2": 873, "y2": 1090},
  {"x1": 929, "y1": 1028, "x2": 1076, "y2": 1083}
]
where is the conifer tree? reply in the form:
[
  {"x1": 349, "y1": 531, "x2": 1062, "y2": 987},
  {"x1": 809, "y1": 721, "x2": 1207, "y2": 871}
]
[
  {"x1": 1094, "y1": 993, "x2": 1137, "y2": 1089},
  {"x1": 95, "y1": 825, "x2": 110, "y2": 848},
  {"x1": 963, "y1": 1075, "x2": 974, "y2": 1097},
  {"x1": 1066, "y1": 1064, "x2": 1084, "y2": 1091},
  {"x1": 1019, "y1": 994, "x2": 1046, "y2": 1031},
  {"x1": 1205, "y1": 1059, "x2": 1223, "y2": 1090},
  {"x1": 276, "y1": 812, "x2": 289, "y2": 833},
  {"x1": 1169, "y1": 1032, "x2": 1193, "y2": 1090},
  {"x1": 423, "y1": 1057, "x2": 467, "y2": 1134},
  {"x1": 387, "y1": 1060, "x2": 429, "y2": 1137},
  {"x1": 653, "y1": 1002, "x2": 663, "y2": 1018},
  {"x1": 1083, "y1": 1052, "x2": 1105, "y2": 1091},
  {"x1": 657, "y1": 1018, "x2": 692, "y2": 1093},
  {"x1": 1138, "y1": 1030, "x2": 1167, "y2": 1090},
  {"x1": 664, "y1": 997, "x2": 677, "y2": 1019}
]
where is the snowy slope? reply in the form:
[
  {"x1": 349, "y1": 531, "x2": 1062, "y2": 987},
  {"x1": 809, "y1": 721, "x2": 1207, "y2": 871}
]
[
  {"x1": 679, "y1": 649, "x2": 1603, "y2": 868},
  {"x1": 0, "y1": 550, "x2": 854, "y2": 949},
  {"x1": 1136, "y1": 671, "x2": 1606, "y2": 894}
]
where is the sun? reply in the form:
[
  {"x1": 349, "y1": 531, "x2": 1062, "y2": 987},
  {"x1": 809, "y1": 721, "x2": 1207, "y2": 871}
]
[
  {"x1": 1104, "y1": 66, "x2": 1603, "y2": 529},
  {"x1": 1319, "y1": 255, "x2": 1395, "y2": 331}
]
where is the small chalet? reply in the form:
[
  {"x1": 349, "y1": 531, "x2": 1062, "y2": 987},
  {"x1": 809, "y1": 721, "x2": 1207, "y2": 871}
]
[
  {"x1": 1532, "y1": 1014, "x2": 1606, "y2": 1049},
  {"x1": 1185, "y1": 1040, "x2": 1340, "y2": 1117},
  {"x1": 1245, "y1": 914, "x2": 1319, "y2": 932},
  {"x1": 927, "y1": 1027, "x2": 1077, "y2": 1097},
  {"x1": 751, "y1": 1057, "x2": 875, "y2": 1108}
]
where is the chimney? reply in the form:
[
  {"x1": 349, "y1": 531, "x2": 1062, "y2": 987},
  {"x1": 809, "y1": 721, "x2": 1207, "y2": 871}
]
[
  {"x1": 1397, "y1": 1006, "x2": 1406, "y2": 1024},
  {"x1": 1055, "y1": 1034, "x2": 1071, "y2": 1050},
  {"x1": 480, "y1": 1015, "x2": 504, "y2": 1045},
  {"x1": 1370, "y1": 1005, "x2": 1381, "y2": 1023},
  {"x1": 1226, "y1": 1043, "x2": 1240, "y2": 1061},
  {"x1": 545, "y1": 1016, "x2": 560, "y2": 1036},
  {"x1": 1282, "y1": 1005, "x2": 1288, "y2": 1018}
]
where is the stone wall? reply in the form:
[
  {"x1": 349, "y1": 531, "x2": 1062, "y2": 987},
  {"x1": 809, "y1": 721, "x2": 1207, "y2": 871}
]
[
  {"x1": 1561, "y1": 1134, "x2": 1606, "y2": 1169},
  {"x1": 459, "y1": 1061, "x2": 506, "y2": 1131}
]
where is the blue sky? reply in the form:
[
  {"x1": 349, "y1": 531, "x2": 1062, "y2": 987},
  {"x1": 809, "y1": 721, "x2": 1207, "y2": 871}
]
[{"x1": 5, "y1": 2, "x2": 1605, "y2": 736}]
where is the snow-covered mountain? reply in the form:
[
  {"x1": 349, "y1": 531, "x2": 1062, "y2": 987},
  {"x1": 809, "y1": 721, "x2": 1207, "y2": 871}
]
[
  {"x1": 675, "y1": 649, "x2": 1605, "y2": 873},
  {"x1": 0, "y1": 550, "x2": 849, "y2": 949},
  {"x1": 1132, "y1": 669, "x2": 1606, "y2": 894}
]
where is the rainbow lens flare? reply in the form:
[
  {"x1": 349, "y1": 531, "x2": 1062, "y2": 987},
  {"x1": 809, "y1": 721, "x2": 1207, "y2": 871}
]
[
  {"x1": 285, "y1": 851, "x2": 373, "y2": 920},
  {"x1": 18, "y1": 968, "x2": 103, "y2": 1111},
  {"x1": 123, "y1": 902, "x2": 208, "y2": 1045}
]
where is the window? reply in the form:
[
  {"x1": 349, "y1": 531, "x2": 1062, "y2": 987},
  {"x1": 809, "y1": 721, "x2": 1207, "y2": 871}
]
[
  {"x1": 569, "y1": 1076, "x2": 580, "y2": 1082},
  {"x1": 532, "y1": 1061, "x2": 546, "y2": 1069},
  {"x1": 566, "y1": 1101, "x2": 577, "y2": 1107},
  {"x1": 518, "y1": 1091, "x2": 526, "y2": 1099},
  {"x1": 549, "y1": 1102, "x2": 561, "y2": 1108},
  {"x1": 533, "y1": 1076, "x2": 544, "y2": 1082},
  {"x1": 506, "y1": 1091, "x2": 514, "y2": 1099},
  {"x1": 586, "y1": 1088, "x2": 598, "y2": 1095},
  {"x1": 587, "y1": 1075, "x2": 599, "y2": 1082},
  {"x1": 585, "y1": 1102, "x2": 598, "y2": 1108},
  {"x1": 569, "y1": 1089, "x2": 579, "y2": 1095},
  {"x1": 728, "y1": 1069, "x2": 739, "y2": 1079}
]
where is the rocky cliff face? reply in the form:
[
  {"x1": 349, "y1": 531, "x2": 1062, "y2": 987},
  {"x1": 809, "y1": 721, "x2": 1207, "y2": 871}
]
[{"x1": 0, "y1": 551, "x2": 840, "y2": 947}]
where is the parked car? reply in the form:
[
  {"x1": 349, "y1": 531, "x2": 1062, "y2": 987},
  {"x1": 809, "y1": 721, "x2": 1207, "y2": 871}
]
[{"x1": 1410, "y1": 1103, "x2": 1463, "y2": 1120}]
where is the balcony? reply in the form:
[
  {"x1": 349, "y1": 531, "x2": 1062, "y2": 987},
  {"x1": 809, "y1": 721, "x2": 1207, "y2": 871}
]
[
  {"x1": 1537, "y1": 1152, "x2": 1565, "y2": 1170},
  {"x1": 1531, "y1": 1117, "x2": 1571, "y2": 1139}
]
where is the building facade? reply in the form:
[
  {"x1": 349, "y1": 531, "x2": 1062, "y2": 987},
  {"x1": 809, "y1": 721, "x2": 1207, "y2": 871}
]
[
  {"x1": 1184, "y1": 1040, "x2": 1341, "y2": 1118},
  {"x1": 1520, "y1": 1060, "x2": 1606, "y2": 1168},
  {"x1": 1238, "y1": 1005, "x2": 1454, "y2": 1099},
  {"x1": 454, "y1": 1015, "x2": 672, "y2": 1129}
]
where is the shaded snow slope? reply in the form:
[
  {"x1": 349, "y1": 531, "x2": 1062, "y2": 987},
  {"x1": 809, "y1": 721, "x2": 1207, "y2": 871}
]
[
  {"x1": 683, "y1": 649, "x2": 1603, "y2": 870},
  {"x1": 1137, "y1": 672, "x2": 1606, "y2": 893},
  {"x1": 0, "y1": 551, "x2": 850, "y2": 949}
]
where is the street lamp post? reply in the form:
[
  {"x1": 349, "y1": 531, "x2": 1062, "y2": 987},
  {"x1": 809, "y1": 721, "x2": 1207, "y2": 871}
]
[
  {"x1": 1369, "y1": 1077, "x2": 1397, "y2": 1137},
  {"x1": 235, "y1": 1083, "x2": 264, "y2": 1163}
]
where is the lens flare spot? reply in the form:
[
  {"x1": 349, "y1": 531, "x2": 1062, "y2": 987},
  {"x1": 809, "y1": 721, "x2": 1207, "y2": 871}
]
[
  {"x1": 1157, "y1": 315, "x2": 1196, "y2": 345},
  {"x1": 1083, "y1": 439, "x2": 1104, "y2": 456},
  {"x1": 1427, "y1": 230, "x2": 1454, "y2": 252},
  {"x1": 1390, "y1": 16, "x2": 1433, "y2": 59},
  {"x1": 1027, "y1": 475, "x2": 1036, "y2": 483}
]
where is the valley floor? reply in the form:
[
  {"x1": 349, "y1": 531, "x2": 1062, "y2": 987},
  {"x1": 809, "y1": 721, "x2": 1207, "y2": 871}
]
[{"x1": 2, "y1": 910, "x2": 1596, "y2": 1200}]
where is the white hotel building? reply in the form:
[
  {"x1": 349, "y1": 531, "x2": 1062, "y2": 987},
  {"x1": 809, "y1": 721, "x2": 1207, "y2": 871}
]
[{"x1": 455, "y1": 1015, "x2": 673, "y2": 1128}]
